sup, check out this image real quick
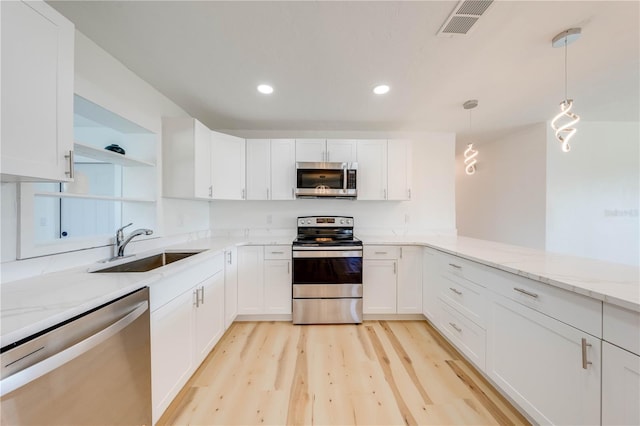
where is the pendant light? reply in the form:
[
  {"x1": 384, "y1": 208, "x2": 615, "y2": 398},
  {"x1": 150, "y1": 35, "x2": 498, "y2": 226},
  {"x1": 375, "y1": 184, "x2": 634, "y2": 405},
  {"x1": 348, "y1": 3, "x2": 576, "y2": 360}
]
[
  {"x1": 550, "y1": 28, "x2": 581, "y2": 152},
  {"x1": 463, "y1": 99, "x2": 478, "y2": 175}
]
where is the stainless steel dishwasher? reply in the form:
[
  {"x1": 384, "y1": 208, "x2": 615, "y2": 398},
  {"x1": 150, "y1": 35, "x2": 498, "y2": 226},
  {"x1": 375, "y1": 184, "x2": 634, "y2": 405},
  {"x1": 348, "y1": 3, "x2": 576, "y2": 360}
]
[{"x1": 0, "y1": 287, "x2": 151, "y2": 425}]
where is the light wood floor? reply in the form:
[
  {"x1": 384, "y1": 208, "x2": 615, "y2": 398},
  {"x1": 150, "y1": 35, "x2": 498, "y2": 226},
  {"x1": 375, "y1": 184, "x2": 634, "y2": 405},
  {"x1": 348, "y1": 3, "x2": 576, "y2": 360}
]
[{"x1": 158, "y1": 321, "x2": 530, "y2": 426}]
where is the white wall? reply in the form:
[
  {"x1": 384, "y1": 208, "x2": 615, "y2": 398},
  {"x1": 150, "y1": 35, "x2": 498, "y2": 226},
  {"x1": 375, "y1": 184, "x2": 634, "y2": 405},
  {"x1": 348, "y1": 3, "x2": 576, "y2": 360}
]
[
  {"x1": 1, "y1": 32, "x2": 211, "y2": 281},
  {"x1": 546, "y1": 121, "x2": 639, "y2": 266},
  {"x1": 456, "y1": 123, "x2": 547, "y2": 249},
  {"x1": 211, "y1": 131, "x2": 457, "y2": 236}
]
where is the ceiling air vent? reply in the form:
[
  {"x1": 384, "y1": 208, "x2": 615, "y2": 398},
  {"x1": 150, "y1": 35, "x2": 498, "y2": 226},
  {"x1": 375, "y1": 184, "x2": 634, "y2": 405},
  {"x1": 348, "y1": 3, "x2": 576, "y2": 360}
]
[{"x1": 437, "y1": 0, "x2": 494, "y2": 37}]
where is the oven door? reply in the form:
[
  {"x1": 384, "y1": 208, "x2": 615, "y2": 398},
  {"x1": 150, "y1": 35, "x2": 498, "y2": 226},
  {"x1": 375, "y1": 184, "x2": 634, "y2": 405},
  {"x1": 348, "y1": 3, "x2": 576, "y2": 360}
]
[{"x1": 292, "y1": 249, "x2": 362, "y2": 284}]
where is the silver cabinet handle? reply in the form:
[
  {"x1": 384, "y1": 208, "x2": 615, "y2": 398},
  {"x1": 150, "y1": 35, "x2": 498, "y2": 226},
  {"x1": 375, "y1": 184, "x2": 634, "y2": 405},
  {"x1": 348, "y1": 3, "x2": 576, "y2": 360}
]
[
  {"x1": 448, "y1": 263, "x2": 462, "y2": 269},
  {"x1": 327, "y1": 151, "x2": 330, "y2": 162},
  {"x1": 0, "y1": 301, "x2": 148, "y2": 397},
  {"x1": 291, "y1": 187, "x2": 295, "y2": 198},
  {"x1": 383, "y1": 188, "x2": 387, "y2": 200},
  {"x1": 200, "y1": 285, "x2": 205, "y2": 305},
  {"x1": 400, "y1": 247, "x2": 403, "y2": 259},
  {"x1": 514, "y1": 287, "x2": 539, "y2": 299},
  {"x1": 581, "y1": 338, "x2": 592, "y2": 369},
  {"x1": 393, "y1": 262, "x2": 397, "y2": 274},
  {"x1": 375, "y1": 251, "x2": 388, "y2": 255},
  {"x1": 241, "y1": 188, "x2": 245, "y2": 199},
  {"x1": 209, "y1": 185, "x2": 213, "y2": 198},
  {"x1": 193, "y1": 289, "x2": 200, "y2": 308},
  {"x1": 271, "y1": 251, "x2": 284, "y2": 254},
  {"x1": 287, "y1": 261, "x2": 290, "y2": 274},
  {"x1": 65, "y1": 150, "x2": 74, "y2": 179},
  {"x1": 449, "y1": 287, "x2": 462, "y2": 295},
  {"x1": 449, "y1": 322, "x2": 462, "y2": 333},
  {"x1": 408, "y1": 188, "x2": 411, "y2": 199},
  {"x1": 267, "y1": 188, "x2": 270, "y2": 199},
  {"x1": 227, "y1": 251, "x2": 232, "y2": 264}
]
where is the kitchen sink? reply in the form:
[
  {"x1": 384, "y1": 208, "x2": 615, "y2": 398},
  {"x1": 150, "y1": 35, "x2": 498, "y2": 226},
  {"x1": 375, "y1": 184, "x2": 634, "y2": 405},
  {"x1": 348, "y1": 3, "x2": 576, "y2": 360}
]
[{"x1": 91, "y1": 251, "x2": 203, "y2": 273}]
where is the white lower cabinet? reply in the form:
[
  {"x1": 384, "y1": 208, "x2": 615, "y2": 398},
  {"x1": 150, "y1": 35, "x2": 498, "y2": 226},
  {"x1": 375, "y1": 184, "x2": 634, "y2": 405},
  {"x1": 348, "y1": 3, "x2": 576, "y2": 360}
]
[
  {"x1": 487, "y1": 293, "x2": 601, "y2": 425},
  {"x1": 224, "y1": 247, "x2": 238, "y2": 329},
  {"x1": 422, "y1": 248, "x2": 440, "y2": 322},
  {"x1": 237, "y1": 245, "x2": 291, "y2": 316},
  {"x1": 363, "y1": 245, "x2": 422, "y2": 314},
  {"x1": 150, "y1": 253, "x2": 225, "y2": 424},
  {"x1": 602, "y1": 341, "x2": 640, "y2": 425},
  {"x1": 397, "y1": 246, "x2": 422, "y2": 313},
  {"x1": 363, "y1": 259, "x2": 397, "y2": 314}
]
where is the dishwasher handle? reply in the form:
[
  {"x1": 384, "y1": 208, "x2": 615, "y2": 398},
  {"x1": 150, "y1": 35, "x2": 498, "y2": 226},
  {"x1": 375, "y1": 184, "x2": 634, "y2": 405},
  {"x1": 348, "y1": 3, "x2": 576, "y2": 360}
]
[{"x1": 0, "y1": 301, "x2": 148, "y2": 397}]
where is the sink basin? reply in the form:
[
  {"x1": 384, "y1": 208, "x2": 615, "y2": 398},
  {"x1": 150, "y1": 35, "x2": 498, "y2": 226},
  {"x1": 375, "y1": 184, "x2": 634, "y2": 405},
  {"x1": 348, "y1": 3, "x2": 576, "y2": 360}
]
[{"x1": 92, "y1": 251, "x2": 203, "y2": 273}]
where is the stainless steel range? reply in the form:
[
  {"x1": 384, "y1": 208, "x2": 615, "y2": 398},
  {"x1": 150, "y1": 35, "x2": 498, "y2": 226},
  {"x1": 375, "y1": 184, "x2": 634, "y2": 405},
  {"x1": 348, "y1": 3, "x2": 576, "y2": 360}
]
[{"x1": 292, "y1": 216, "x2": 363, "y2": 324}]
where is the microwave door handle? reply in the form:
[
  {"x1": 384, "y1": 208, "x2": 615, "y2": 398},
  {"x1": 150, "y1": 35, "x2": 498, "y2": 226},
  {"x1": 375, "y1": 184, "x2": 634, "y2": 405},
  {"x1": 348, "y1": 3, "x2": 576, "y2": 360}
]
[{"x1": 343, "y1": 166, "x2": 347, "y2": 190}]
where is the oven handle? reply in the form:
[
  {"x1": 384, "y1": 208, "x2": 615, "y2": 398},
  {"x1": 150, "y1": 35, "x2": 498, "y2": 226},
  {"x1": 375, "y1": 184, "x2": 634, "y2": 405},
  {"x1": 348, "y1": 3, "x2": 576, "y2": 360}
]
[{"x1": 293, "y1": 250, "x2": 362, "y2": 258}]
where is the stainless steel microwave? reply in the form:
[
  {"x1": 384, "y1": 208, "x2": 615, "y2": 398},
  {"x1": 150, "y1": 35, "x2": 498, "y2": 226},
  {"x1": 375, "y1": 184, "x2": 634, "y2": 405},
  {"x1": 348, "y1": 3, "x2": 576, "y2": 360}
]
[{"x1": 295, "y1": 162, "x2": 357, "y2": 198}]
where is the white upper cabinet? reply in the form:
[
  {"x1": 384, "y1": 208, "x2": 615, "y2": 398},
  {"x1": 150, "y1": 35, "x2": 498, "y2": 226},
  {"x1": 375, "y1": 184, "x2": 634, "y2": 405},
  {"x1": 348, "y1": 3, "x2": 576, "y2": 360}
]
[
  {"x1": 163, "y1": 117, "x2": 212, "y2": 199},
  {"x1": 211, "y1": 131, "x2": 246, "y2": 200},
  {"x1": 387, "y1": 139, "x2": 412, "y2": 200},
  {"x1": 295, "y1": 139, "x2": 325, "y2": 162},
  {"x1": 295, "y1": 139, "x2": 356, "y2": 162},
  {"x1": 270, "y1": 139, "x2": 296, "y2": 200},
  {"x1": 1, "y1": 0, "x2": 74, "y2": 182},
  {"x1": 356, "y1": 139, "x2": 412, "y2": 200},
  {"x1": 356, "y1": 140, "x2": 387, "y2": 200},
  {"x1": 245, "y1": 139, "x2": 271, "y2": 200},
  {"x1": 245, "y1": 139, "x2": 296, "y2": 200},
  {"x1": 326, "y1": 140, "x2": 357, "y2": 162}
]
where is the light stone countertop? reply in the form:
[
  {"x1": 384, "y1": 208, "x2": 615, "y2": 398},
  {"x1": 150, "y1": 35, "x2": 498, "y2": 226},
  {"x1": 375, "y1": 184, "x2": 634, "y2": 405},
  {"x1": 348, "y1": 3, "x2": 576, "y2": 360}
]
[
  {"x1": 2, "y1": 234, "x2": 638, "y2": 348},
  {"x1": 360, "y1": 235, "x2": 640, "y2": 313}
]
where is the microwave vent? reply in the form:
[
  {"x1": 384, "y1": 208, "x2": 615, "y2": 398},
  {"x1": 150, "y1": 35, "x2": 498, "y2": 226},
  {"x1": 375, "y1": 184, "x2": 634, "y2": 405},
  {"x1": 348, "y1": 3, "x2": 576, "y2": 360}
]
[{"x1": 437, "y1": 0, "x2": 494, "y2": 37}]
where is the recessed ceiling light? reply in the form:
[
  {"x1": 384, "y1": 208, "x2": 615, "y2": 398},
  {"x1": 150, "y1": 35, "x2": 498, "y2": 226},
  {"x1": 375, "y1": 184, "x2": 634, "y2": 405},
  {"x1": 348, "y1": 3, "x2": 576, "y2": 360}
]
[
  {"x1": 373, "y1": 85, "x2": 390, "y2": 95},
  {"x1": 257, "y1": 84, "x2": 274, "y2": 94}
]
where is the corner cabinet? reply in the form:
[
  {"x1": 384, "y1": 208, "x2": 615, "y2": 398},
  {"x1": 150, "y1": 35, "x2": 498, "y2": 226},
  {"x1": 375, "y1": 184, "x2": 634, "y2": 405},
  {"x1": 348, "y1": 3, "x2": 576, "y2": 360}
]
[
  {"x1": 162, "y1": 117, "x2": 213, "y2": 199},
  {"x1": 1, "y1": 0, "x2": 74, "y2": 182}
]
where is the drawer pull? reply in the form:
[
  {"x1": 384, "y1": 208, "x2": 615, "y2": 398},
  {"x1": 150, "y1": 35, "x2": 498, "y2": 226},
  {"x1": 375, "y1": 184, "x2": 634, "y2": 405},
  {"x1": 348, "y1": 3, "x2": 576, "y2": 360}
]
[
  {"x1": 449, "y1": 287, "x2": 462, "y2": 295},
  {"x1": 271, "y1": 251, "x2": 284, "y2": 254},
  {"x1": 448, "y1": 263, "x2": 462, "y2": 269},
  {"x1": 449, "y1": 322, "x2": 462, "y2": 333},
  {"x1": 581, "y1": 338, "x2": 592, "y2": 369},
  {"x1": 375, "y1": 251, "x2": 388, "y2": 255},
  {"x1": 513, "y1": 287, "x2": 539, "y2": 299}
]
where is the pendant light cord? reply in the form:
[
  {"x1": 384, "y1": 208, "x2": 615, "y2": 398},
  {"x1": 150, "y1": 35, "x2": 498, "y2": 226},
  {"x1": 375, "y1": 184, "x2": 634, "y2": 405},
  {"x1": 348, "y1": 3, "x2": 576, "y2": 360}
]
[{"x1": 564, "y1": 37, "x2": 568, "y2": 101}]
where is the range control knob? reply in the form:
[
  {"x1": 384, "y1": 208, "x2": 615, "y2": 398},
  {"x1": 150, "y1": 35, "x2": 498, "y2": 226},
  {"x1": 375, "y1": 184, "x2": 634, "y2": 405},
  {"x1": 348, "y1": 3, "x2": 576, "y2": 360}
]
[
  {"x1": 340, "y1": 219, "x2": 345, "y2": 224},
  {"x1": 306, "y1": 219, "x2": 311, "y2": 224}
]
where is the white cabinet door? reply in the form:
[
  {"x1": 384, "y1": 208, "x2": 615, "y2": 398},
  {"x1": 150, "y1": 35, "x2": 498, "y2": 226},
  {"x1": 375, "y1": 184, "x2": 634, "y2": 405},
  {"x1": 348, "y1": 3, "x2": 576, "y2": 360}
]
[
  {"x1": 264, "y1": 259, "x2": 292, "y2": 314},
  {"x1": 363, "y1": 260, "x2": 397, "y2": 314},
  {"x1": 1, "y1": 0, "x2": 74, "y2": 182},
  {"x1": 224, "y1": 248, "x2": 238, "y2": 329},
  {"x1": 162, "y1": 117, "x2": 212, "y2": 199},
  {"x1": 211, "y1": 131, "x2": 246, "y2": 200},
  {"x1": 487, "y1": 294, "x2": 601, "y2": 425},
  {"x1": 356, "y1": 140, "x2": 387, "y2": 200},
  {"x1": 327, "y1": 140, "x2": 357, "y2": 163},
  {"x1": 397, "y1": 246, "x2": 422, "y2": 314},
  {"x1": 245, "y1": 139, "x2": 270, "y2": 200},
  {"x1": 193, "y1": 271, "x2": 225, "y2": 364},
  {"x1": 602, "y1": 341, "x2": 640, "y2": 425},
  {"x1": 270, "y1": 139, "x2": 296, "y2": 200},
  {"x1": 387, "y1": 139, "x2": 412, "y2": 200},
  {"x1": 422, "y1": 248, "x2": 440, "y2": 322},
  {"x1": 295, "y1": 139, "x2": 326, "y2": 162},
  {"x1": 237, "y1": 246, "x2": 264, "y2": 314},
  {"x1": 151, "y1": 290, "x2": 194, "y2": 424}
]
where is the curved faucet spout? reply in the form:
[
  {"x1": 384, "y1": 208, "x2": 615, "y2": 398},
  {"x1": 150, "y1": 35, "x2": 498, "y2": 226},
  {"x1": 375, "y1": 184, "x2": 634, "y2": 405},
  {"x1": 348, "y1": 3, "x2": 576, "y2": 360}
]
[{"x1": 116, "y1": 228, "x2": 153, "y2": 257}]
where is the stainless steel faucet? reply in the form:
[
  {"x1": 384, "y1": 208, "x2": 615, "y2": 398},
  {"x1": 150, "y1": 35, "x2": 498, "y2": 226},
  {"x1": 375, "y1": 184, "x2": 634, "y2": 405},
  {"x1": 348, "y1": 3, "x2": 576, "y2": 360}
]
[{"x1": 115, "y1": 223, "x2": 153, "y2": 257}]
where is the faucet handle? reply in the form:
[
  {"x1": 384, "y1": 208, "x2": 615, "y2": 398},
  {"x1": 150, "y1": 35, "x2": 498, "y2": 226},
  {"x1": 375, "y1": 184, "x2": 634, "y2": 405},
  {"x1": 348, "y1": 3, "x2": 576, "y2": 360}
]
[{"x1": 118, "y1": 222, "x2": 133, "y2": 233}]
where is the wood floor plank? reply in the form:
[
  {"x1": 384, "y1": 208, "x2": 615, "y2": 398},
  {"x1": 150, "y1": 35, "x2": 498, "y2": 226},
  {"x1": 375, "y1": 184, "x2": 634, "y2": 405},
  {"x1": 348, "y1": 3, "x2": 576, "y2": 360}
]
[{"x1": 158, "y1": 321, "x2": 530, "y2": 426}]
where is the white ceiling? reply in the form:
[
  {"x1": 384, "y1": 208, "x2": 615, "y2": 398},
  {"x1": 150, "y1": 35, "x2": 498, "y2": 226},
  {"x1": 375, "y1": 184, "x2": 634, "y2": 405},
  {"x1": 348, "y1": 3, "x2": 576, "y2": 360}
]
[{"x1": 49, "y1": 1, "x2": 639, "y2": 144}]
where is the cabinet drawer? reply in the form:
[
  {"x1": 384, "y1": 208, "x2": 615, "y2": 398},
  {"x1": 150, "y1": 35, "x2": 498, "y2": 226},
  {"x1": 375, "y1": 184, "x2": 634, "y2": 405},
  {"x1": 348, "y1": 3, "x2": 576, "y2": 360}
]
[
  {"x1": 438, "y1": 300, "x2": 486, "y2": 370},
  {"x1": 263, "y1": 245, "x2": 291, "y2": 260},
  {"x1": 438, "y1": 273, "x2": 487, "y2": 328},
  {"x1": 603, "y1": 303, "x2": 640, "y2": 355},
  {"x1": 486, "y1": 267, "x2": 602, "y2": 338},
  {"x1": 435, "y1": 252, "x2": 487, "y2": 288},
  {"x1": 364, "y1": 245, "x2": 399, "y2": 260}
]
